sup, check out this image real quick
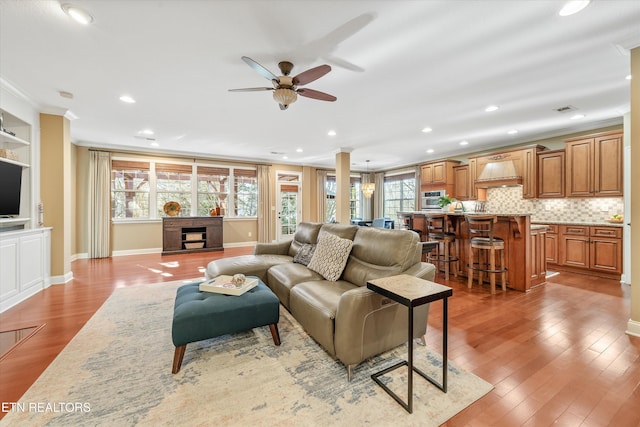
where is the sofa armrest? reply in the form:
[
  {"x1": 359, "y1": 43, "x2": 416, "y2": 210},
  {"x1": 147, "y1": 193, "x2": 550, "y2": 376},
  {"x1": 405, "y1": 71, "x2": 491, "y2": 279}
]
[
  {"x1": 334, "y1": 286, "x2": 429, "y2": 366},
  {"x1": 254, "y1": 240, "x2": 292, "y2": 255},
  {"x1": 403, "y1": 262, "x2": 437, "y2": 282}
]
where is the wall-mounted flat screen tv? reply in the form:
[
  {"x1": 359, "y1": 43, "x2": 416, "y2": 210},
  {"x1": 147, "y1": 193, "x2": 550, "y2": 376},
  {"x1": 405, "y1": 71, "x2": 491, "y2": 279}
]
[{"x1": 0, "y1": 161, "x2": 23, "y2": 217}]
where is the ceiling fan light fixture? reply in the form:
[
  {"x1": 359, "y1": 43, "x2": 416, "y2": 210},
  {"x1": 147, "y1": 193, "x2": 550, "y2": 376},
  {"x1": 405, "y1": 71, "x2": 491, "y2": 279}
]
[{"x1": 273, "y1": 88, "x2": 297, "y2": 107}]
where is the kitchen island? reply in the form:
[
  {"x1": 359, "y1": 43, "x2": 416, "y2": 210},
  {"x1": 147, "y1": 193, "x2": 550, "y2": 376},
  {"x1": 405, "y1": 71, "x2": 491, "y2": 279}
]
[{"x1": 399, "y1": 212, "x2": 543, "y2": 292}]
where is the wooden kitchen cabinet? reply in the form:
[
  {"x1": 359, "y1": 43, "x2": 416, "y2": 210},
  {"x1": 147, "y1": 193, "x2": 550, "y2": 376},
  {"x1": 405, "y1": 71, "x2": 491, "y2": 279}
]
[
  {"x1": 420, "y1": 160, "x2": 459, "y2": 193},
  {"x1": 560, "y1": 225, "x2": 590, "y2": 268},
  {"x1": 537, "y1": 149, "x2": 565, "y2": 198},
  {"x1": 590, "y1": 226, "x2": 623, "y2": 274},
  {"x1": 554, "y1": 224, "x2": 622, "y2": 279},
  {"x1": 530, "y1": 226, "x2": 547, "y2": 287},
  {"x1": 543, "y1": 224, "x2": 559, "y2": 264},
  {"x1": 453, "y1": 164, "x2": 471, "y2": 200},
  {"x1": 565, "y1": 130, "x2": 623, "y2": 197},
  {"x1": 522, "y1": 147, "x2": 538, "y2": 199}
]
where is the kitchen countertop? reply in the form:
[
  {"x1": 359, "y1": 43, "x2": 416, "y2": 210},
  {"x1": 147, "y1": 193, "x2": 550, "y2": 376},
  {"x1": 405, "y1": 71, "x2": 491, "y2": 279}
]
[{"x1": 399, "y1": 211, "x2": 531, "y2": 217}]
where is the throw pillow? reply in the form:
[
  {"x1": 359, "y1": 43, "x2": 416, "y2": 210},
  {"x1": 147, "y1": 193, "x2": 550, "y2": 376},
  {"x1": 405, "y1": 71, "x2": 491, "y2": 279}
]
[
  {"x1": 307, "y1": 233, "x2": 353, "y2": 281},
  {"x1": 293, "y1": 244, "x2": 316, "y2": 266}
]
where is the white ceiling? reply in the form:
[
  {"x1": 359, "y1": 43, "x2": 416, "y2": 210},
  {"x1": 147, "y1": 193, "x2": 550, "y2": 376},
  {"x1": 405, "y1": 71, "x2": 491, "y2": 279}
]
[{"x1": 1, "y1": 0, "x2": 639, "y2": 171}]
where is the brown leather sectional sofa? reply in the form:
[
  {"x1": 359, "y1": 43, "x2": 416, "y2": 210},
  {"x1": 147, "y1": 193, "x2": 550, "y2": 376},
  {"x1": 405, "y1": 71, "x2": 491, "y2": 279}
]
[{"x1": 205, "y1": 222, "x2": 437, "y2": 380}]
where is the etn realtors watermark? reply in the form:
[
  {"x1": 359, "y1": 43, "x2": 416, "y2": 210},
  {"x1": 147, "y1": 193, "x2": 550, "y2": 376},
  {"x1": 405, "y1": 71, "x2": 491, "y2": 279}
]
[{"x1": 2, "y1": 402, "x2": 91, "y2": 413}]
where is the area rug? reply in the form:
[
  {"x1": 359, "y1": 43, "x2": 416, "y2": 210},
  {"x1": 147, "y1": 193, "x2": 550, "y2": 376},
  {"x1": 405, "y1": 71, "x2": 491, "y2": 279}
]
[{"x1": 1, "y1": 279, "x2": 492, "y2": 426}]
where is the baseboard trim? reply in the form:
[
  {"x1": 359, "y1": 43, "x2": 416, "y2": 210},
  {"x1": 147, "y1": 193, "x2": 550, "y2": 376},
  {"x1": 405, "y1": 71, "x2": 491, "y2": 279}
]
[
  {"x1": 626, "y1": 319, "x2": 640, "y2": 338},
  {"x1": 71, "y1": 252, "x2": 89, "y2": 261},
  {"x1": 51, "y1": 271, "x2": 74, "y2": 285},
  {"x1": 223, "y1": 241, "x2": 256, "y2": 248},
  {"x1": 112, "y1": 248, "x2": 162, "y2": 257}
]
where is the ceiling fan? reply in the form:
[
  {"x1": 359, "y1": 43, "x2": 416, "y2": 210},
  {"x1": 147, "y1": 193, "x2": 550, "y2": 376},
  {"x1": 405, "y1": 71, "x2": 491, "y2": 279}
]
[{"x1": 229, "y1": 56, "x2": 337, "y2": 110}]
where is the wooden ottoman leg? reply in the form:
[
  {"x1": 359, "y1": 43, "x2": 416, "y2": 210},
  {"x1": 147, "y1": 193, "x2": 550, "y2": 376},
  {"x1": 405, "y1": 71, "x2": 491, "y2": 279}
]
[
  {"x1": 172, "y1": 345, "x2": 186, "y2": 374},
  {"x1": 269, "y1": 324, "x2": 281, "y2": 346}
]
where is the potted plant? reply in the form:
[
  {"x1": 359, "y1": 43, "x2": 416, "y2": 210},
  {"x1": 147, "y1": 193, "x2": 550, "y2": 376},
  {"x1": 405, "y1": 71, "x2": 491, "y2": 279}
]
[{"x1": 438, "y1": 195, "x2": 456, "y2": 211}]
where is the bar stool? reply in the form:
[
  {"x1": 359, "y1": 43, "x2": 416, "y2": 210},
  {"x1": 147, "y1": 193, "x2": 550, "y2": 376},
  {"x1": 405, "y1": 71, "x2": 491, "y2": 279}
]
[
  {"x1": 465, "y1": 215, "x2": 507, "y2": 295},
  {"x1": 397, "y1": 213, "x2": 423, "y2": 239},
  {"x1": 424, "y1": 214, "x2": 459, "y2": 280}
]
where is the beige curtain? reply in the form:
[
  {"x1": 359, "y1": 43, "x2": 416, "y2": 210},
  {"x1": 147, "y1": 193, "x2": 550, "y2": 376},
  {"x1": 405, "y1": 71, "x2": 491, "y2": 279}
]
[
  {"x1": 88, "y1": 150, "x2": 112, "y2": 258},
  {"x1": 257, "y1": 165, "x2": 272, "y2": 243},
  {"x1": 317, "y1": 170, "x2": 328, "y2": 222},
  {"x1": 374, "y1": 172, "x2": 385, "y2": 218}
]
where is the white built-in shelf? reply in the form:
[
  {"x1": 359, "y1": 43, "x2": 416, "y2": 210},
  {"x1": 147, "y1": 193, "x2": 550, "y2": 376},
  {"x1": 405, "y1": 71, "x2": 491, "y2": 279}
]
[
  {"x1": 0, "y1": 156, "x2": 29, "y2": 168},
  {"x1": 0, "y1": 129, "x2": 30, "y2": 146},
  {"x1": 0, "y1": 217, "x2": 31, "y2": 225}
]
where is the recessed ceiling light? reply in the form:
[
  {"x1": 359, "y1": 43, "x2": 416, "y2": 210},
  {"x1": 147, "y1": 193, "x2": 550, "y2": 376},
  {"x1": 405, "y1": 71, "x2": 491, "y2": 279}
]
[
  {"x1": 139, "y1": 129, "x2": 154, "y2": 135},
  {"x1": 150, "y1": 142, "x2": 159, "y2": 147},
  {"x1": 507, "y1": 129, "x2": 518, "y2": 135},
  {"x1": 421, "y1": 127, "x2": 433, "y2": 133},
  {"x1": 282, "y1": 155, "x2": 288, "y2": 160},
  {"x1": 296, "y1": 148, "x2": 303, "y2": 153},
  {"x1": 426, "y1": 149, "x2": 434, "y2": 154},
  {"x1": 327, "y1": 130, "x2": 336, "y2": 136},
  {"x1": 559, "y1": 0, "x2": 590, "y2": 16},
  {"x1": 626, "y1": 75, "x2": 632, "y2": 80},
  {"x1": 61, "y1": 3, "x2": 94, "y2": 25},
  {"x1": 570, "y1": 114, "x2": 585, "y2": 120},
  {"x1": 485, "y1": 105, "x2": 499, "y2": 112},
  {"x1": 119, "y1": 95, "x2": 136, "y2": 103},
  {"x1": 460, "y1": 141, "x2": 469, "y2": 146}
]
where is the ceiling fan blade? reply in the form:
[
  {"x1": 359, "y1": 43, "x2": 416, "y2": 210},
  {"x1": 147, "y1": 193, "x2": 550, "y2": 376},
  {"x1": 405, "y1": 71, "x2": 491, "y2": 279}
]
[
  {"x1": 228, "y1": 87, "x2": 274, "y2": 92},
  {"x1": 241, "y1": 56, "x2": 278, "y2": 81},
  {"x1": 296, "y1": 88, "x2": 337, "y2": 102},
  {"x1": 293, "y1": 64, "x2": 331, "y2": 86}
]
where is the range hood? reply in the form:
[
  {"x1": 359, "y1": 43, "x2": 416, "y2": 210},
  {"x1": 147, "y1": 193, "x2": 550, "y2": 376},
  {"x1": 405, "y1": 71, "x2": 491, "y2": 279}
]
[{"x1": 475, "y1": 160, "x2": 523, "y2": 188}]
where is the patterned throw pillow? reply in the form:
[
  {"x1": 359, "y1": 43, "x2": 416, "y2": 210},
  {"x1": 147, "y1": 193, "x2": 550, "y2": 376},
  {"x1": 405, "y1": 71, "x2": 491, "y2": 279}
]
[
  {"x1": 293, "y1": 244, "x2": 316, "y2": 266},
  {"x1": 307, "y1": 233, "x2": 354, "y2": 281}
]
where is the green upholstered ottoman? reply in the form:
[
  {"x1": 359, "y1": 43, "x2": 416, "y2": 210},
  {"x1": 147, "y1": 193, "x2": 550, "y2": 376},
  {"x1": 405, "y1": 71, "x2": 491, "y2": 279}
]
[{"x1": 171, "y1": 278, "x2": 281, "y2": 373}]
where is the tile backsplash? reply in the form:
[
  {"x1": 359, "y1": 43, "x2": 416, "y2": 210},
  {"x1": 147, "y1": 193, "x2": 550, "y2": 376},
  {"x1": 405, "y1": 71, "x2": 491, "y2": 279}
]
[{"x1": 462, "y1": 186, "x2": 624, "y2": 223}]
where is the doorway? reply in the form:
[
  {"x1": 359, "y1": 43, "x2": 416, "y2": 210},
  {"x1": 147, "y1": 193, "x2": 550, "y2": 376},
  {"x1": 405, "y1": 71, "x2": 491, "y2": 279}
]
[{"x1": 276, "y1": 171, "x2": 302, "y2": 241}]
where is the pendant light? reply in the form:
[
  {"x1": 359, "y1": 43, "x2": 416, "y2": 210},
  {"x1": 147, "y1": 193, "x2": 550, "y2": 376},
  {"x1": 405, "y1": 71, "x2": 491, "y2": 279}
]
[{"x1": 362, "y1": 160, "x2": 375, "y2": 198}]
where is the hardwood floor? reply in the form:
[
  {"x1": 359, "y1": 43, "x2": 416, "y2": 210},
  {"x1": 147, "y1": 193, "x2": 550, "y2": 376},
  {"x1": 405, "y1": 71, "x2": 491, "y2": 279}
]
[{"x1": 1, "y1": 249, "x2": 639, "y2": 426}]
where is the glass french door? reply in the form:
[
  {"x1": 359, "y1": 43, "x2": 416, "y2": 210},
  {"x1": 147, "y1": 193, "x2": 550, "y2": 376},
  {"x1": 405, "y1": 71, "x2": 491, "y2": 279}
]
[{"x1": 276, "y1": 172, "x2": 301, "y2": 241}]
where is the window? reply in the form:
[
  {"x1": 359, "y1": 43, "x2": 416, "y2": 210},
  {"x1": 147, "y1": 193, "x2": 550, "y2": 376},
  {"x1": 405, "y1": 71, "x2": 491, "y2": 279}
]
[
  {"x1": 383, "y1": 172, "x2": 416, "y2": 220},
  {"x1": 234, "y1": 169, "x2": 258, "y2": 217},
  {"x1": 350, "y1": 177, "x2": 362, "y2": 220},
  {"x1": 111, "y1": 160, "x2": 150, "y2": 219},
  {"x1": 325, "y1": 175, "x2": 362, "y2": 222},
  {"x1": 325, "y1": 175, "x2": 336, "y2": 222},
  {"x1": 156, "y1": 163, "x2": 192, "y2": 217},
  {"x1": 111, "y1": 158, "x2": 258, "y2": 220},
  {"x1": 197, "y1": 166, "x2": 229, "y2": 216}
]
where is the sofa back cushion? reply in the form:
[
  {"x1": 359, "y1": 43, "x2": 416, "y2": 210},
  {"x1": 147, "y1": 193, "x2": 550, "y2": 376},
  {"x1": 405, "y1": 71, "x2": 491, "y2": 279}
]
[
  {"x1": 342, "y1": 227, "x2": 422, "y2": 287},
  {"x1": 288, "y1": 222, "x2": 323, "y2": 257},
  {"x1": 317, "y1": 223, "x2": 359, "y2": 241},
  {"x1": 289, "y1": 222, "x2": 358, "y2": 257}
]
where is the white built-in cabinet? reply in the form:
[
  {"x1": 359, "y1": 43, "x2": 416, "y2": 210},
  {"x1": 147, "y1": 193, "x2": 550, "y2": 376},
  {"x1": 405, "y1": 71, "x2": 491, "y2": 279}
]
[
  {"x1": 0, "y1": 98, "x2": 51, "y2": 313},
  {"x1": 0, "y1": 227, "x2": 51, "y2": 312}
]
